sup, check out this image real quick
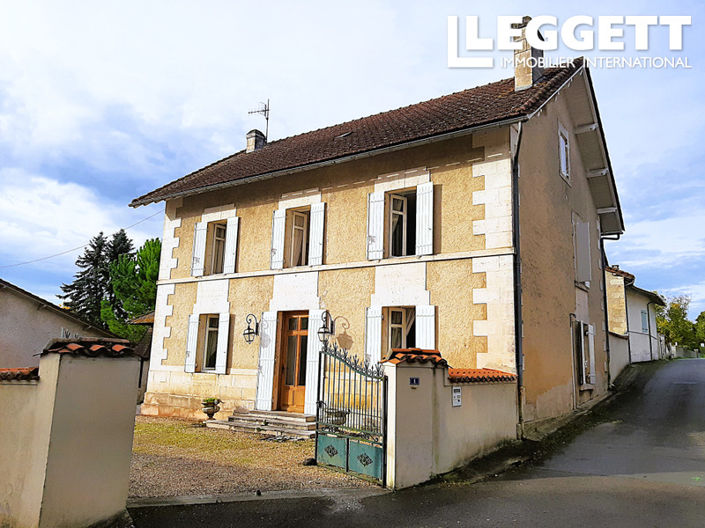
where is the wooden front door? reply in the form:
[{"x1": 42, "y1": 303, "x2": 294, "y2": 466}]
[{"x1": 277, "y1": 312, "x2": 309, "y2": 413}]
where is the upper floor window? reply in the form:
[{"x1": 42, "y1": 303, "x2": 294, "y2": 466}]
[
  {"x1": 573, "y1": 215, "x2": 591, "y2": 286},
  {"x1": 559, "y1": 123, "x2": 570, "y2": 182},
  {"x1": 287, "y1": 208, "x2": 310, "y2": 267},
  {"x1": 388, "y1": 191, "x2": 417, "y2": 257},
  {"x1": 191, "y1": 214, "x2": 239, "y2": 277},
  {"x1": 367, "y1": 181, "x2": 433, "y2": 260},
  {"x1": 271, "y1": 202, "x2": 325, "y2": 270},
  {"x1": 209, "y1": 222, "x2": 227, "y2": 275}
]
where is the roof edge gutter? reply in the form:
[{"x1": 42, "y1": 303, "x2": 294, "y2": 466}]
[{"x1": 131, "y1": 115, "x2": 527, "y2": 208}]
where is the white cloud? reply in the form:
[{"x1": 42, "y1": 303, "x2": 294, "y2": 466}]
[
  {"x1": 0, "y1": 168, "x2": 161, "y2": 271},
  {"x1": 607, "y1": 211, "x2": 705, "y2": 269}
]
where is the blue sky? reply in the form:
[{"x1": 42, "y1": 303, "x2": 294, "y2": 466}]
[{"x1": 0, "y1": 1, "x2": 703, "y2": 316}]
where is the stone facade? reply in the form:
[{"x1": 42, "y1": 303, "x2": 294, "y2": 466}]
[
  {"x1": 141, "y1": 66, "x2": 622, "y2": 429},
  {"x1": 142, "y1": 131, "x2": 518, "y2": 420}
]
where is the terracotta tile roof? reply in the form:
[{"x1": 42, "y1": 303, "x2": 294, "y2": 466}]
[
  {"x1": 131, "y1": 60, "x2": 583, "y2": 207},
  {"x1": 382, "y1": 349, "x2": 449, "y2": 367},
  {"x1": 448, "y1": 368, "x2": 517, "y2": 383},
  {"x1": 0, "y1": 367, "x2": 40, "y2": 381},
  {"x1": 605, "y1": 266, "x2": 635, "y2": 282},
  {"x1": 42, "y1": 338, "x2": 141, "y2": 358}
]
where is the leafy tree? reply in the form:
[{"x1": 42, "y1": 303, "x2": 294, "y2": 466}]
[
  {"x1": 59, "y1": 232, "x2": 109, "y2": 327},
  {"x1": 105, "y1": 229, "x2": 135, "y2": 319},
  {"x1": 695, "y1": 311, "x2": 705, "y2": 349},
  {"x1": 656, "y1": 295, "x2": 697, "y2": 348},
  {"x1": 101, "y1": 238, "x2": 161, "y2": 341}
]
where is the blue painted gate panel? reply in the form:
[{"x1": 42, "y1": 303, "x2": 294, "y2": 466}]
[
  {"x1": 316, "y1": 435, "x2": 347, "y2": 470},
  {"x1": 348, "y1": 440, "x2": 383, "y2": 479}
]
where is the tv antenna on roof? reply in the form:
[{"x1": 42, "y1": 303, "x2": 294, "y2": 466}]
[{"x1": 248, "y1": 99, "x2": 270, "y2": 140}]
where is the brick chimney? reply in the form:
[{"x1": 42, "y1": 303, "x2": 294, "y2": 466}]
[
  {"x1": 246, "y1": 129, "x2": 266, "y2": 153},
  {"x1": 513, "y1": 16, "x2": 544, "y2": 91}
]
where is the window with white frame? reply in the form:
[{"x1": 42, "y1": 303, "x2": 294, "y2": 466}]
[
  {"x1": 288, "y1": 209, "x2": 310, "y2": 267},
  {"x1": 209, "y1": 223, "x2": 227, "y2": 275},
  {"x1": 366, "y1": 180, "x2": 433, "y2": 260},
  {"x1": 573, "y1": 319, "x2": 595, "y2": 387},
  {"x1": 387, "y1": 190, "x2": 416, "y2": 257},
  {"x1": 384, "y1": 307, "x2": 416, "y2": 358},
  {"x1": 202, "y1": 315, "x2": 219, "y2": 371},
  {"x1": 270, "y1": 202, "x2": 325, "y2": 270},
  {"x1": 191, "y1": 214, "x2": 239, "y2": 277},
  {"x1": 559, "y1": 124, "x2": 570, "y2": 182},
  {"x1": 641, "y1": 310, "x2": 649, "y2": 333}
]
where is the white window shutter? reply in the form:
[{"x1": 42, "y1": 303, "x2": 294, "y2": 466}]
[
  {"x1": 415, "y1": 305, "x2": 436, "y2": 349},
  {"x1": 577, "y1": 321, "x2": 587, "y2": 385},
  {"x1": 308, "y1": 203, "x2": 325, "y2": 266},
  {"x1": 367, "y1": 192, "x2": 384, "y2": 260},
  {"x1": 270, "y1": 210, "x2": 286, "y2": 270},
  {"x1": 575, "y1": 220, "x2": 592, "y2": 283},
  {"x1": 587, "y1": 324, "x2": 596, "y2": 384},
  {"x1": 255, "y1": 311, "x2": 278, "y2": 411},
  {"x1": 214, "y1": 312, "x2": 230, "y2": 374},
  {"x1": 365, "y1": 306, "x2": 383, "y2": 363},
  {"x1": 185, "y1": 314, "x2": 199, "y2": 373},
  {"x1": 304, "y1": 309, "x2": 325, "y2": 415},
  {"x1": 415, "y1": 182, "x2": 434, "y2": 255},
  {"x1": 191, "y1": 222, "x2": 207, "y2": 277},
  {"x1": 223, "y1": 216, "x2": 239, "y2": 274}
]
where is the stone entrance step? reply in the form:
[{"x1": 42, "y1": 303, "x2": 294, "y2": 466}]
[{"x1": 204, "y1": 410, "x2": 316, "y2": 439}]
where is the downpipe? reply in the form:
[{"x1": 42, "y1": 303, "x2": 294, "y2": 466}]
[{"x1": 511, "y1": 122, "x2": 525, "y2": 435}]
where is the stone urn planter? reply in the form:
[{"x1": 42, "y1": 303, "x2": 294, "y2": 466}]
[
  {"x1": 201, "y1": 398, "x2": 221, "y2": 420},
  {"x1": 324, "y1": 409, "x2": 348, "y2": 426}
]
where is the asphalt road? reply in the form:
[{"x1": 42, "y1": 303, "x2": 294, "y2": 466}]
[{"x1": 130, "y1": 359, "x2": 705, "y2": 527}]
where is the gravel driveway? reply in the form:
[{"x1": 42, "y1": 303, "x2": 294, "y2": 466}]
[{"x1": 130, "y1": 416, "x2": 372, "y2": 498}]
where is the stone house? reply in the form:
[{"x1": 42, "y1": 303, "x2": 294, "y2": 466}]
[
  {"x1": 132, "y1": 34, "x2": 623, "y2": 433},
  {"x1": 605, "y1": 265, "x2": 666, "y2": 379}
]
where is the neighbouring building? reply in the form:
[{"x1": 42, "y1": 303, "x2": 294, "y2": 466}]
[
  {"x1": 131, "y1": 26, "x2": 623, "y2": 434},
  {"x1": 605, "y1": 265, "x2": 666, "y2": 379},
  {"x1": 0, "y1": 338, "x2": 139, "y2": 528},
  {"x1": 0, "y1": 278, "x2": 113, "y2": 369}
]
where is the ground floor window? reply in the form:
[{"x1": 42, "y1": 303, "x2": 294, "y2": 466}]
[
  {"x1": 573, "y1": 319, "x2": 595, "y2": 387},
  {"x1": 203, "y1": 315, "x2": 219, "y2": 371},
  {"x1": 384, "y1": 306, "x2": 415, "y2": 358}
]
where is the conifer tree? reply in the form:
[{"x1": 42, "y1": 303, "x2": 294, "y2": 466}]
[
  {"x1": 105, "y1": 229, "x2": 135, "y2": 319},
  {"x1": 59, "y1": 232, "x2": 109, "y2": 327}
]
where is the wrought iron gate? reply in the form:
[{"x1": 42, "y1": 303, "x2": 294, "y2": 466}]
[{"x1": 315, "y1": 342, "x2": 387, "y2": 485}]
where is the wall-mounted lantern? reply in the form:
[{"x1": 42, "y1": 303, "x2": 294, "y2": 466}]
[
  {"x1": 242, "y1": 313, "x2": 260, "y2": 344},
  {"x1": 317, "y1": 310, "x2": 335, "y2": 343}
]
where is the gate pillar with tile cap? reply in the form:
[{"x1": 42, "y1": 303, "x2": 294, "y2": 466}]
[{"x1": 381, "y1": 349, "x2": 518, "y2": 490}]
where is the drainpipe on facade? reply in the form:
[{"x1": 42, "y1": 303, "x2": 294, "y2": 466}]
[
  {"x1": 599, "y1": 237, "x2": 615, "y2": 387},
  {"x1": 511, "y1": 122, "x2": 525, "y2": 435}
]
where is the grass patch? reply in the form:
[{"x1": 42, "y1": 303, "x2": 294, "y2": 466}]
[{"x1": 133, "y1": 416, "x2": 314, "y2": 470}]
